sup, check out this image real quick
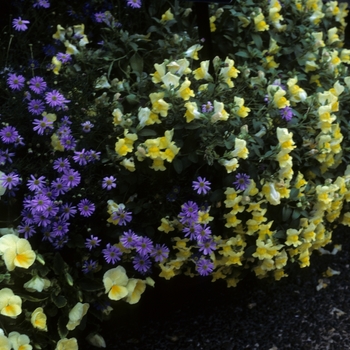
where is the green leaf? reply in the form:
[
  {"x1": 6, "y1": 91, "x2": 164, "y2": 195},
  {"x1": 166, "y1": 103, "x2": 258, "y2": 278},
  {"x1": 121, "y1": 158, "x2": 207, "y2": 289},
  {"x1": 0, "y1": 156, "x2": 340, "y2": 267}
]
[
  {"x1": 173, "y1": 158, "x2": 183, "y2": 174},
  {"x1": 188, "y1": 152, "x2": 198, "y2": 163},
  {"x1": 185, "y1": 122, "x2": 201, "y2": 130},
  {"x1": 52, "y1": 294, "x2": 67, "y2": 308},
  {"x1": 251, "y1": 33, "x2": 263, "y2": 50},
  {"x1": 235, "y1": 51, "x2": 249, "y2": 58},
  {"x1": 289, "y1": 188, "x2": 299, "y2": 200},
  {"x1": 58, "y1": 315, "x2": 69, "y2": 339},
  {"x1": 209, "y1": 189, "x2": 225, "y2": 202},
  {"x1": 77, "y1": 278, "x2": 104, "y2": 292},
  {"x1": 130, "y1": 52, "x2": 143, "y2": 74},
  {"x1": 138, "y1": 128, "x2": 158, "y2": 137},
  {"x1": 282, "y1": 206, "x2": 292, "y2": 221},
  {"x1": 244, "y1": 245, "x2": 256, "y2": 258},
  {"x1": 53, "y1": 253, "x2": 66, "y2": 275}
]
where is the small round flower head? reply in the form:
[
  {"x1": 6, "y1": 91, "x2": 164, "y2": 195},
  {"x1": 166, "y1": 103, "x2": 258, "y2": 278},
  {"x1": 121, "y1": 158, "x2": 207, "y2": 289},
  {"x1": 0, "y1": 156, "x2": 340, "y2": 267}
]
[
  {"x1": 0, "y1": 126, "x2": 19, "y2": 144},
  {"x1": 7, "y1": 73, "x2": 25, "y2": 91},
  {"x1": 179, "y1": 201, "x2": 199, "y2": 224},
  {"x1": 82, "y1": 259, "x2": 97, "y2": 274},
  {"x1": 28, "y1": 99, "x2": 46, "y2": 115},
  {"x1": 51, "y1": 177, "x2": 68, "y2": 195},
  {"x1": 12, "y1": 17, "x2": 30, "y2": 31},
  {"x1": 183, "y1": 223, "x2": 199, "y2": 240},
  {"x1": 60, "y1": 135, "x2": 76, "y2": 151},
  {"x1": 94, "y1": 12, "x2": 106, "y2": 23},
  {"x1": 60, "y1": 202, "x2": 77, "y2": 220},
  {"x1": 196, "y1": 257, "x2": 214, "y2": 276},
  {"x1": 280, "y1": 106, "x2": 293, "y2": 121},
  {"x1": 45, "y1": 89, "x2": 70, "y2": 108},
  {"x1": 78, "y1": 199, "x2": 95, "y2": 217},
  {"x1": 0, "y1": 149, "x2": 15, "y2": 165},
  {"x1": 133, "y1": 254, "x2": 151, "y2": 274},
  {"x1": 30, "y1": 194, "x2": 52, "y2": 213},
  {"x1": 201, "y1": 101, "x2": 213, "y2": 113},
  {"x1": 27, "y1": 175, "x2": 46, "y2": 192},
  {"x1": 52, "y1": 220, "x2": 70, "y2": 237},
  {"x1": 120, "y1": 229, "x2": 138, "y2": 249},
  {"x1": 102, "y1": 243, "x2": 122, "y2": 264},
  {"x1": 73, "y1": 149, "x2": 88, "y2": 166},
  {"x1": 81, "y1": 121, "x2": 94, "y2": 133},
  {"x1": 29, "y1": 76, "x2": 47, "y2": 94},
  {"x1": 126, "y1": 0, "x2": 142, "y2": 8},
  {"x1": 0, "y1": 172, "x2": 20, "y2": 190},
  {"x1": 150, "y1": 244, "x2": 169, "y2": 262},
  {"x1": 135, "y1": 236, "x2": 153, "y2": 256},
  {"x1": 198, "y1": 238, "x2": 216, "y2": 255},
  {"x1": 53, "y1": 157, "x2": 70, "y2": 173},
  {"x1": 56, "y1": 52, "x2": 72, "y2": 63},
  {"x1": 33, "y1": 116, "x2": 54, "y2": 135},
  {"x1": 195, "y1": 224, "x2": 212, "y2": 242},
  {"x1": 111, "y1": 207, "x2": 132, "y2": 226},
  {"x1": 17, "y1": 223, "x2": 36, "y2": 239},
  {"x1": 233, "y1": 173, "x2": 251, "y2": 191},
  {"x1": 61, "y1": 168, "x2": 81, "y2": 188},
  {"x1": 102, "y1": 176, "x2": 117, "y2": 190},
  {"x1": 85, "y1": 235, "x2": 101, "y2": 250},
  {"x1": 33, "y1": 0, "x2": 50, "y2": 8},
  {"x1": 192, "y1": 176, "x2": 211, "y2": 195}
]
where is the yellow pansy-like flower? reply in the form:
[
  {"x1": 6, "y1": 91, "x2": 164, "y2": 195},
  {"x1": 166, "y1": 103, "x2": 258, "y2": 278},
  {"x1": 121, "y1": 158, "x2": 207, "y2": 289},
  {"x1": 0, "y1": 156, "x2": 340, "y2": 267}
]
[
  {"x1": 254, "y1": 13, "x2": 269, "y2": 31},
  {"x1": 233, "y1": 96, "x2": 250, "y2": 118},
  {"x1": 125, "y1": 278, "x2": 146, "y2": 304},
  {"x1": 185, "y1": 44, "x2": 202, "y2": 60},
  {"x1": 8, "y1": 332, "x2": 31, "y2": 350},
  {"x1": 31, "y1": 307, "x2": 48, "y2": 331},
  {"x1": 161, "y1": 8, "x2": 174, "y2": 22},
  {"x1": 149, "y1": 92, "x2": 170, "y2": 117},
  {"x1": 0, "y1": 331, "x2": 10, "y2": 350},
  {"x1": 66, "y1": 302, "x2": 90, "y2": 331},
  {"x1": 261, "y1": 182, "x2": 281, "y2": 205},
  {"x1": 0, "y1": 234, "x2": 36, "y2": 271},
  {"x1": 0, "y1": 288, "x2": 22, "y2": 318},
  {"x1": 103, "y1": 266, "x2": 129, "y2": 301},
  {"x1": 55, "y1": 337, "x2": 78, "y2": 350},
  {"x1": 51, "y1": 133, "x2": 64, "y2": 152},
  {"x1": 184, "y1": 101, "x2": 201, "y2": 123},
  {"x1": 219, "y1": 57, "x2": 240, "y2": 88},
  {"x1": 177, "y1": 78, "x2": 195, "y2": 101},
  {"x1": 193, "y1": 60, "x2": 212, "y2": 81}
]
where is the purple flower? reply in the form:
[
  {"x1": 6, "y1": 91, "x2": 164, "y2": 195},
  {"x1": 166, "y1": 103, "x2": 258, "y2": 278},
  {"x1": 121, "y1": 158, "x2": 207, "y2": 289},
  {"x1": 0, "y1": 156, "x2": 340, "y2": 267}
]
[
  {"x1": 17, "y1": 223, "x2": 36, "y2": 239},
  {"x1": 179, "y1": 201, "x2": 199, "y2": 224},
  {"x1": 192, "y1": 176, "x2": 211, "y2": 195},
  {"x1": 12, "y1": 17, "x2": 30, "y2": 31},
  {"x1": 78, "y1": 199, "x2": 95, "y2": 217},
  {"x1": 53, "y1": 157, "x2": 70, "y2": 173},
  {"x1": 45, "y1": 90, "x2": 70, "y2": 108},
  {"x1": 60, "y1": 135, "x2": 76, "y2": 151},
  {"x1": 81, "y1": 121, "x2": 94, "y2": 133},
  {"x1": 126, "y1": 0, "x2": 142, "y2": 9},
  {"x1": 102, "y1": 176, "x2": 116, "y2": 190},
  {"x1": 198, "y1": 238, "x2": 216, "y2": 255},
  {"x1": 30, "y1": 194, "x2": 52, "y2": 213},
  {"x1": 33, "y1": 212, "x2": 51, "y2": 227},
  {"x1": 61, "y1": 168, "x2": 81, "y2": 188},
  {"x1": 150, "y1": 244, "x2": 169, "y2": 262},
  {"x1": 102, "y1": 243, "x2": 122, "y2": 264},
  {"x1": 195, "y1": 224, "x2": 212, "y2": 242},
  {"x1": 120, "y1": 229, "x2": 138, "y2": 248},
  {"x1": 86, "y1": 149, "x2": 101, "y2": 162},
  {"x1": 280, "y1": 106, "x2": 293, "y2": 121},
  {"x1": 33, "y1": 116, "x2": 54, "y2": 135},
  {"x1": 111, "y1": 206, "x2": 132, "y2": 226},
  {"x1": 196, "y1": 258, "x2": 214, "y2": 276},
  {"x1": 85, "y1": 235, "x2": 101, "y2": 250},
  {"x1": 233, "y1": 173, "x2": 251, "y2": 191},
  {"x1": 52, "y1": 235, "x2": 69, "y2": 249},
  {"x1": 82, "y1": 259, "x2": 97, "y2": 274},
  {"x1": 0, "y1": 149, "x2": 15, "y2": 165},
  {"x1": 0, "y1": 126, "x2": 19, "y2": 144},
  {"x1": 60, "y1": 203, "x2": 77, "y2": 220},
  {"x1": 183, "y1": 223, "x2": 200, "y2": 240},
  {"x1": 51, "y1": 177, "x2": 68, "y2": 195},
  {"x1": 52, "y1": 220, "x2": 70, "y2": 237},
  {"x1": 201, "y1": 101, "x2": 213, "y2": 113},
  {"x1": 56, "y1": 52, "x2": 72, "y2": 63},
  {"x1": 33, "y1": 0, "x2": 50, "y2": 8},
  {"x1": 94, "y1": 12, "x2": 106, "y2": 23},
  {"x1": 133, "y1": 254, "x2": 151, "y2": 274},
  {"x1": 72, "y1": 149, "x2": 88, "y2": 166},
  {"x1": 135, "y1": 236, "x2": 153, "y2": 256},
  {"x1": 28, "y1": 99, "x2": 46, "y2": 115},
  {"x1": 27, "y1": 175, "x2": 46, "y2": 192},
  {"x1": 0, "y1": 172, "x2": 20, "y2": 190},
  {"x1": 29, "y1": 76, "x2": 47, "y2": 94}
]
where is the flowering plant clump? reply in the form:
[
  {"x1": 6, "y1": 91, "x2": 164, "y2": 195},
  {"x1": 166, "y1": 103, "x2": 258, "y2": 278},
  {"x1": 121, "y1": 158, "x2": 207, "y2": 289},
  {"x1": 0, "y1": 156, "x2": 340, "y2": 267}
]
[{"x1": 1, "y1": 0, "x2": 350, "y2": 347}]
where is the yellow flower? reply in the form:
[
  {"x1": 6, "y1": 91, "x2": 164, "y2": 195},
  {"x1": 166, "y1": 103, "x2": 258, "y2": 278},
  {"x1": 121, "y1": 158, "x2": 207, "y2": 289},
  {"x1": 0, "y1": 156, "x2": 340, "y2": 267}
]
[
  {"x1": 150, "y1": 157, "x2": 166, "y2": 171},
  {"x1": 159, "y1": 263, "x2": 176, "y2": 280},
  {"x1": 0, "y1": 234, "x2": 36, "y2": 271},
  {"x1": 161, "y1": 8, "x2": 174, "y2": 22},
  {"x1": 120, "y1": 157, "x2": 136, "y2": 172},
  {"x1": 220, "y1": 157, "x2": 239, "y2": 173},
  {"x1": 177, "y1": 78, "x2": 195, "y2": 101},
  {"x1": 184, "y1": 101, "x2": 200, "y2": 123},
  {"x1": 309, "y1": 10, "x2": 325, "y2": 24},
  {"x1": 0, "y1": 331, "x2": 10, "y2": 350},
  {"x1": 31, "y1": 307, "x2": 48, "y2": 331},
  {"x1": 210, "y1": 16, "x2": 216, "y2": 32},
  {"x1": 52, "y1": 24, "x2": 66, "y2": 41},
  {"x1": 8, "y1": 332, "x2": 31, "y2": 350},
  {"x1": 340, "y1": 49, "x2": 350, "y2": 63},
  {"x1": 185, "y1": 44, "x2": 202, "y2": 60},
  {"x1": 52, "y1": 56, "x2": 62, "y2": 75},
  {"x1": 287, "y1": 77, "x2": 307, "y2": 103},
  {"x1": 158, "y1": 217, "x2": 175, "y2": 233},
  {"x1": 273, "y1": 88, "x2": 290, "y2": 109},
  {"x1": 66, "y1": 302, "x2": 89, "y2": 331},
  {"x1": 211, "y1": 100, "x2": 229, "y2": 122},
  {"x1": 262, "y1": 55, "x2": 279, "y2": 69},
  {"x1": 231, "y1": 138, "x2": 248, "y2": 159},
  {"x1": 55, "y1": 338, "x2": 78, "y2": 350},
  {"x1": 193, "y1": 60, "x2": 212, "y2": 81},
  {"x1": 233, "y1": 96, "x2": 250, "y2": 118},
  {"x1": 162, "y1": 143, "x2": 180, "y2": 162},
  {"x1": 151, "y1": 62, "x2": 166, "y2": 83},
  {"x1": 223, "y1": 211, "x2": 242, "y2": 228},
  {"x1": 254, "y1": 13, "x2": 269, "y2": 31},
  {"x1": 103, "y1": 266, "x2": 129, "y2": 301},
  {"x1": 311, "y1": 32, "x2": 325, "y2": 48},
  {"x1": 161, "y1": 72, "x2": 180, "y2": 90},
  {"x1": 261, "y1": 182, "x2": 281, "y2": 205},
  {"x1": 51, "y1": 133, "x2": 64, "y2": 151},
  {"x1": 327, "y1": 27, "x2": 340, "y2": 45},
  {"x1": 24, "y1": 275, "x2": 51, "y2": 292},
  {"x1": 149, "y1": 92, "x2": 170, "y2": 117},
  {"x1": 285, "y1": 228, "x2": 302, "y2": 247},
  {"x1": 219, "y1": 57, "x2": 240, "y2": 88},
  {"x1": 125, "y1": 279, "x2": 146, "y2": 304},
  {"x1": 0, "y1": 288, "x2": 22, "y2": 318},
  {"x1": 167, "y1": 59, "x2": 191, "y2": 76}
]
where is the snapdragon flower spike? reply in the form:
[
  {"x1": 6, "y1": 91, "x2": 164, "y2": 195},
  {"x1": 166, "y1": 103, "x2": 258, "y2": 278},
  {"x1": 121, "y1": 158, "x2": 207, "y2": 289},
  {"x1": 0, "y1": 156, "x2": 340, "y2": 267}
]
[
  {"x1": 12, "y1": 17, "x2": 30, "y2": 31},
  {"x1": 196, "y1": 258, "x2": 214, "y2": 276},
  {"x1": 85, "y1": 235, "x2": 101, "y2": 250},
  {"x1": 77, "y1": 199, "x2": 95, "y2": 217},
  {"x1": 33, "y1": 116, "x2": 54, "y2": 135},
  {"x1": 133, "y1": 254, "x2": 151, "y2": 274},
  {"x1": 0, "y1": 126, "x2": 20, "y2": 144},
  {"x1": 28, "y1": 99, "x2": 46, "y2": 115},
  {"x1": 120, "y1": 229, "x2": 138, "y2": 248},
  {"x1": 0, "y1": 172, "x2": 20, "y2": 190},
  {"x1": 233, "y1": 173, "x2": 251, "y2": 191},
  {"x1": 150, "y1": 244, "x2": 169, "y2": 262},
  {"x1": 102, "y1": 176, "x2": 116, "y2": 190},
  {"x1": 135, "y1": 236, "x2": 153, "y2": 256},
  {"x1": 102, "y1": 243, "x2": 122, "y2": 264},
  {"x1": 7, "y1": 73, "x2": 25, "y2": 90},
  {"x1": 27, "y1": 175, "x2": 46, "y2": 192},
  {"x1": 29, "y1": 76, "x2": 47, "y2": 94},
  {"x1": 192, "y1": 176, "x2": 211, "y2": 195}
]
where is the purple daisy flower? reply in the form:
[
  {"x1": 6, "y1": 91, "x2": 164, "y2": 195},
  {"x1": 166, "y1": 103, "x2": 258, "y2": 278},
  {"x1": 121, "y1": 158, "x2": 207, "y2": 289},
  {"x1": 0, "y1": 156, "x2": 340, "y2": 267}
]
[
  {"x1": 150, "y1": 244, "x2": 169, "y2": 262},
  {"x1": 33, "y1": 212, "x2": 52, "y2": 227},
  {"x1": 111, "y1": 207, "x2": 132, "y2": 226},
  {"x1": 28, "y1": 99, "x2": 46, "y2": 115},
  {"x1": 45, "y1": 89, "x2": 70, "y2": 108},
  {"x1": 12, "y1": 17, "x2": 30, "y2": 31},
  {"x1": 17, "y1": 223, "x2": 36, "y2": 239},
  {"x1": 53, "y1": 157, "x2": 70, "y2": 173},
  {"x1": 94, "y1": 12, "x2": 106, "y2": 23},
  {"x1": 183, "y1": 223, "x2": 200, "y2": 240},
  {"x1": 135, "y1": 236, "x2": 153, "y2": 256},
  {"x1": 85, "y1": 235, "x2": 101, "y2": 250},
  {"x1": 52, "y1": 220, "x2": 70, "y2": 237},
  {"x1": 7, "y1": 73, "x2": 25, "y2": 90},
  {"x1": 33, "y1": 0, "x2": 50, "y2": 8},
  {"x1": 78, "y1": 199, "x2": 95, "y2": 217},
  {"x1": 126, "y1": 0, "x2": 142, "y2": 9},
  {"x1": 60, "y1": 135, "x2": 76, "y2": 151},
  {"x1": 196, "y1": 258, "x2": 214, "y2": 276},
  {"x1": 30, "y1": 194, "x2": 52, "y2": 213},
  {"x1": 56, "y1": 52, "x2": 72, "y2": 63},
  {"x1": 29, "y1": 76, "x2": 47, "y2": 94},
  {"x1": 0, "y1": 172, "x2": 20, "y2": 190},
  {"x1": 81, "y1": 121, "x2": 94, "y2": 133},
  {"x1": 280, "y1": 106, "x2": 293, "y2": 121},
  {"x1": 192, "y1": 176, "x2": 211, "y2": 195},
  {"x1": 51, "y1": 177, "x2": 68, "y2": 195},
  {"x1": 60, "y1": 203, "x2": 77, "y2": 220},
  {"x1": 72, "y1": 149, "x2": 88, "y2": 166},
  {"x1": 233, "y1": 173, "x2": 251, "y2": 191},
  {"x1": 33, "y1": 116, "x2": 54, "y2": 135},
  {"x1": 0, "y1": 126, "x2": 19, "y2": 144},
  {"x1": 195, "y1": 224, "x2": 212, "y2": 242},
  {"x1": 179, "y1": 201, "x2": 199, "y2": 225},
  {"x1": 27, "y1": 175, "x2": 46, "y2": 192},
  {"x1": 52, "y1": 235, "x2": 69, "y2": 249},
  {"x1": 102, "y1": 176, "x2": 117, "y2": 190},
  {"x1": 120, "y1": 229, "x2": 138, "y2": 249},
  {"x1": 82, "y1": 259, "x2": 97, "y2": 274},
  {"x1": 133, "y1": 254, "x2": 152, "y2": 274},
  {"x1": 61, "y1": 168, "x2": 81, "y2": 188},
  {"x1": 198, "y1": 238, "x2": 216, "y2": 255},
  {"x1": 201, "y1": 101, "x2": 213, "y2": 113},
  {"x1": 102, "y1": 243, "x2": 122, "y2": 264}
]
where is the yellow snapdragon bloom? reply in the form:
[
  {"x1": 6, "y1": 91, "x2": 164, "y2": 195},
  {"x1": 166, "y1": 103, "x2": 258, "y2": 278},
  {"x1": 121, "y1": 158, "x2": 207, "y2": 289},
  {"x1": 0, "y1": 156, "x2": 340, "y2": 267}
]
[
  {"x1": 254, "y1": 13, "x2": 269, "y2": 31},
  {"x1": 185, "y1": 44, "x2": 202, "y2": 60},
  {"x1": 184, "y1": 101, "x2": 201, "y2": 123},
  {"x1": 219, "y1": 57, "x2": 240, "y2": 88},
  {"x1": 115, "y1": 130, "x2": 138, "y2": 157},
  {"x1": 177, "y1": 78, "x2": 195, "y2": 101},
  {"x1": 193, "y1": 60, "x2": 213, "y2": 81},
  {"x1": 125, "y1": 279, "x2": 146, "y2": 304},
  {"x1": 149, "y1": 92, "x2": 170, "y2": 117},
  {"x1": 285, "y1": 228, "x2": 302, "y2": 247},
  {"x1": 211, "y1": 100, "x2": 229, "y2": 122},
  {"x1": 233, "y1": 96, "x2": 250, "y2": 118},
  {"x1": 231, "y1": 138, "x2": 249, "y2": 159},
  {"x1": 161, "y1": 8, "x2": 174, "y2": 22}
]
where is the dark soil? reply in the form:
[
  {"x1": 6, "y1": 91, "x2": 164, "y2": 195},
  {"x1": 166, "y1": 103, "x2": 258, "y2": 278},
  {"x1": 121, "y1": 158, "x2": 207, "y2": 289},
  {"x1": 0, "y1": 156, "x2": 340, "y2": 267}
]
[{"x1": 88, "y1": 225, "x2": 350, "y2": 350}]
